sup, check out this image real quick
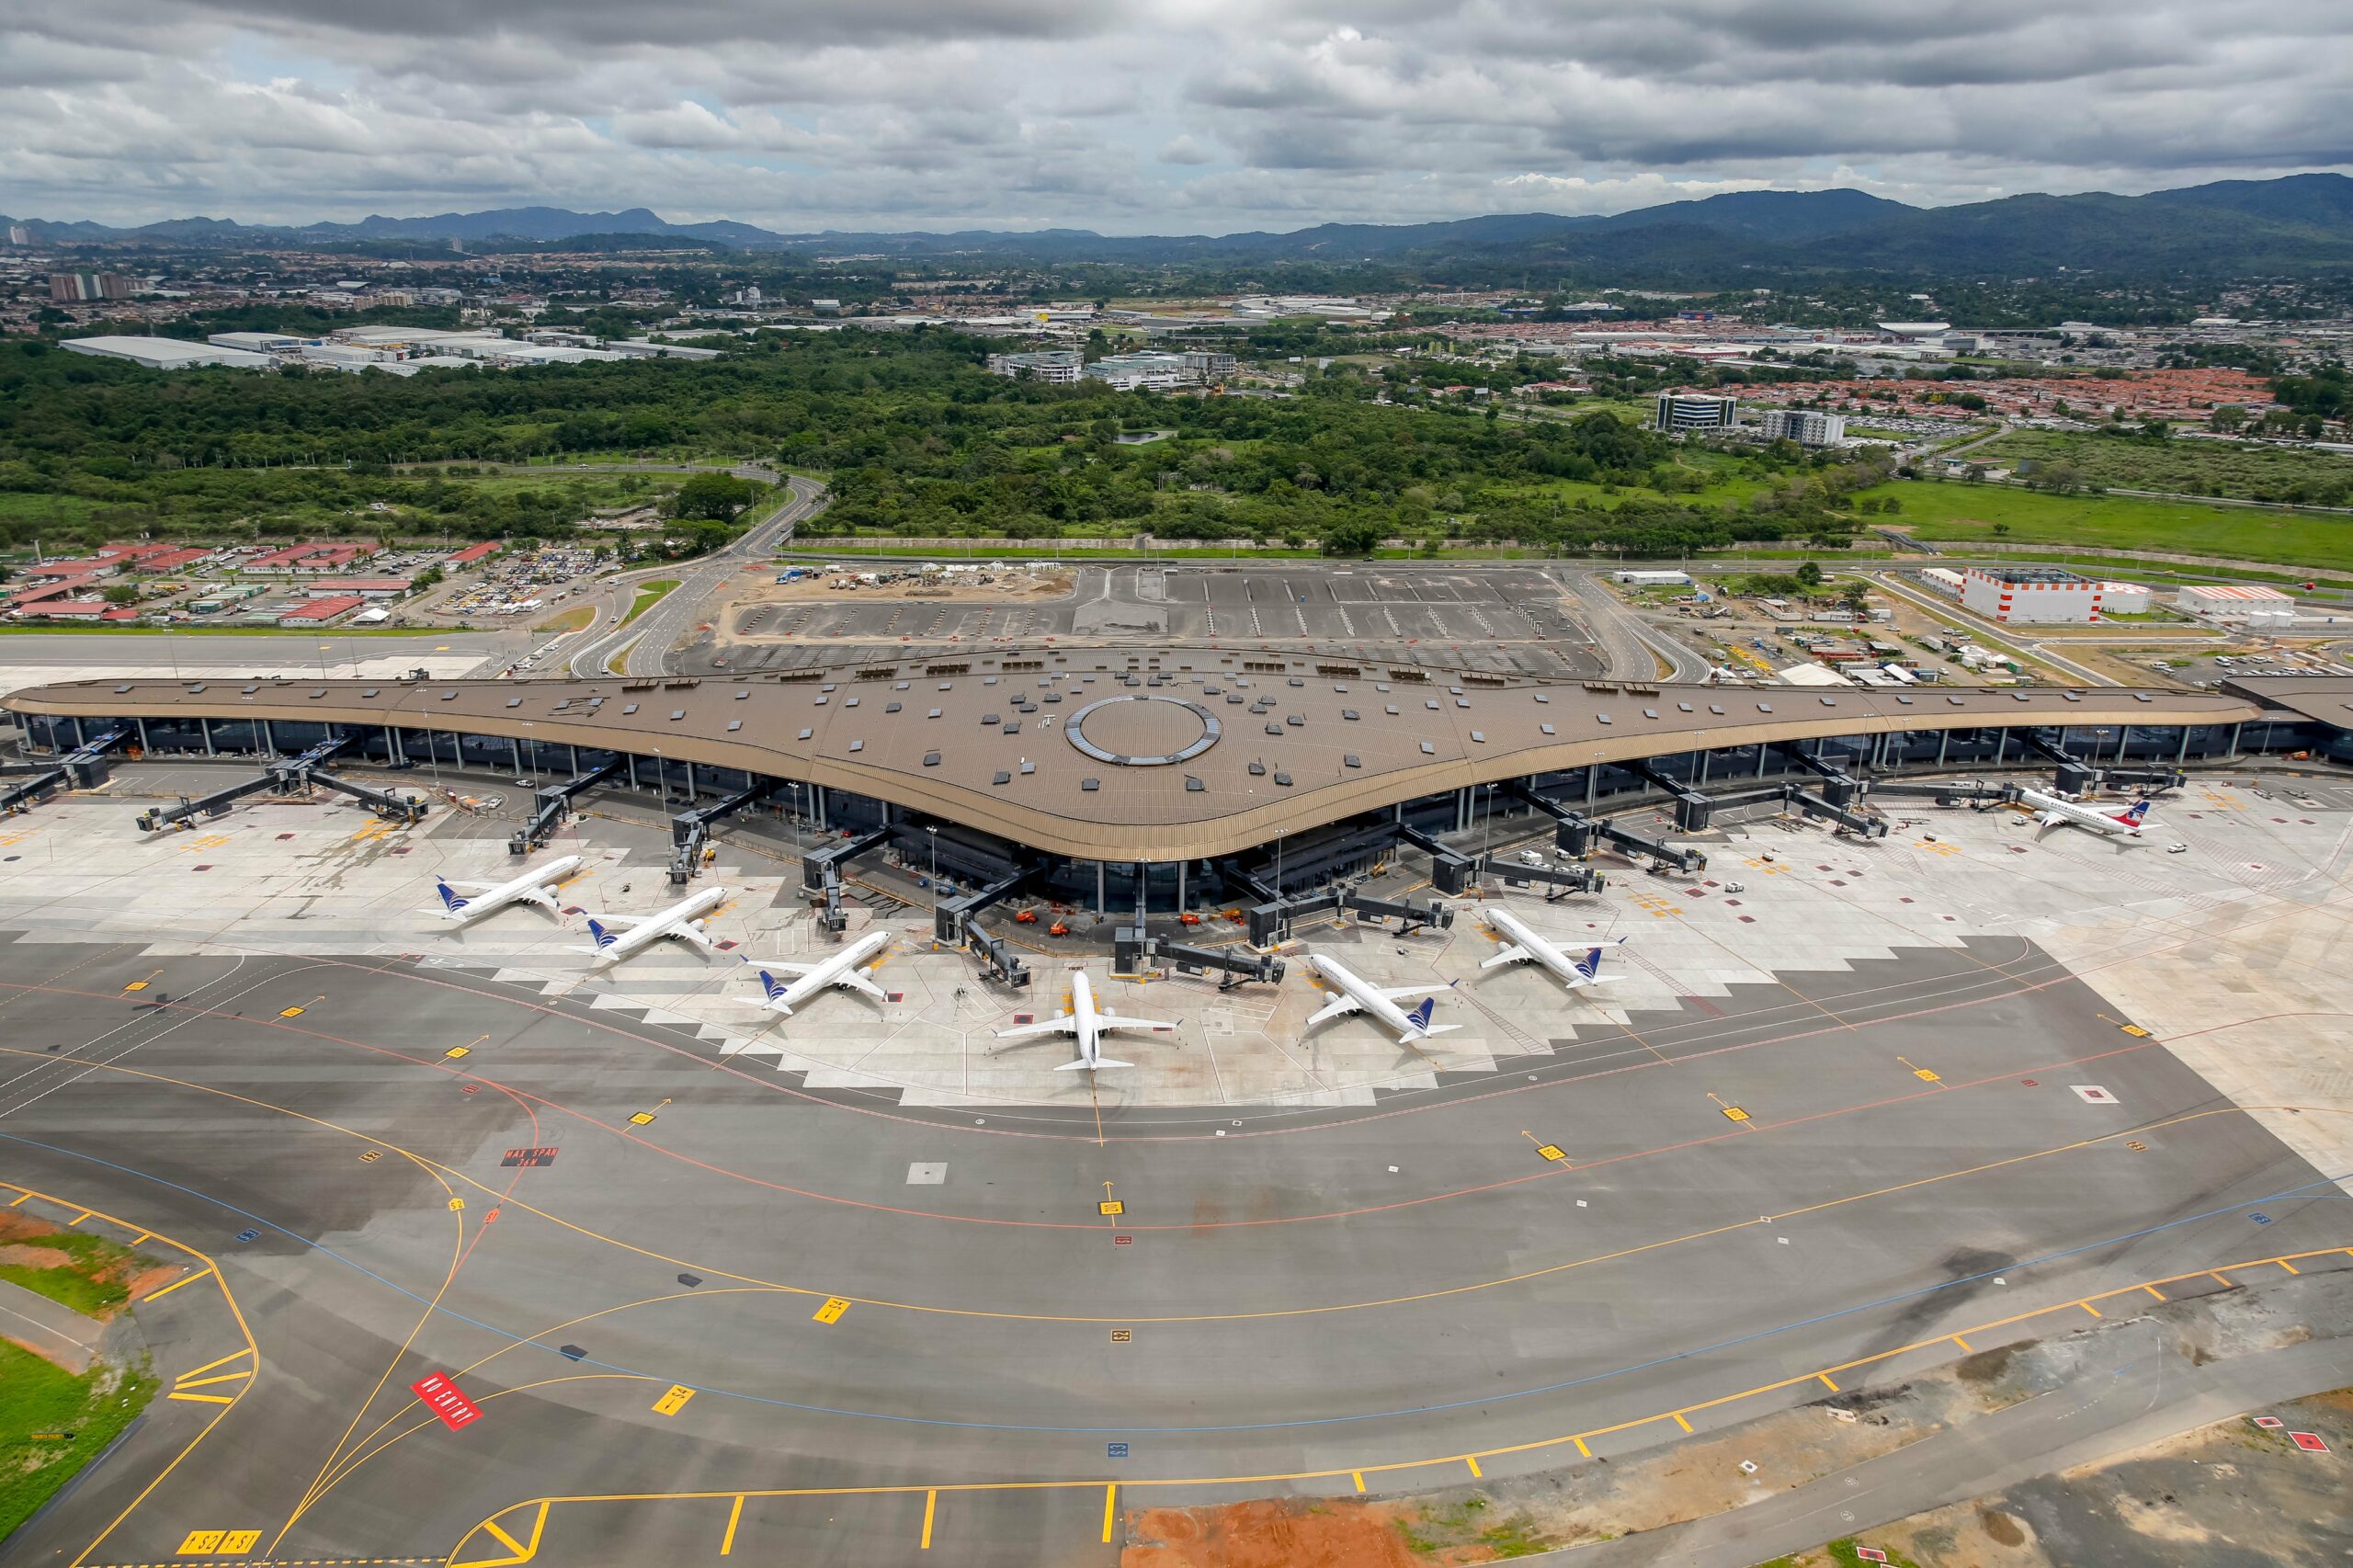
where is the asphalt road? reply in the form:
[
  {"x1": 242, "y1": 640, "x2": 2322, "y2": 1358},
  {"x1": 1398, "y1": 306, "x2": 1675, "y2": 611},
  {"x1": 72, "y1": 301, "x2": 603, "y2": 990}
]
[
  {"x1": 0, "y1": 923, "x2": 2344, "y2": 1566},
  {"x1": 563, "y1": 474, "x2": 829, "y2": 677}
]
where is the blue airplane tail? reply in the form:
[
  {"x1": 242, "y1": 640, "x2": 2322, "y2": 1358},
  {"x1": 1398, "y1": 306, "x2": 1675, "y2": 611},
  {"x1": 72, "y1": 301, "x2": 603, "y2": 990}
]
[
  {"x1": 436, "y1": 880, "x2": 466, "y2": 912},
  {"x1": 2121, "y1": 799, "x2": 2151, "y2": 822},
  {"x1": 758, "y1": 969, "x2": 786, "y2": 1000},
  {"x1": 1406, "y1": 996, "x2": 1437, "y2": 1031},
  {"x1": 587, "y1": 918, "x2": 617, "y2": 949}
]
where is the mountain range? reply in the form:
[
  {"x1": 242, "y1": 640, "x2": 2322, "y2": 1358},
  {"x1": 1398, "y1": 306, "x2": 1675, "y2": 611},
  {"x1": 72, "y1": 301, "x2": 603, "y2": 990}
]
[{"x1": 9, "y1": 174, "x2": 2352, "y2": 278}]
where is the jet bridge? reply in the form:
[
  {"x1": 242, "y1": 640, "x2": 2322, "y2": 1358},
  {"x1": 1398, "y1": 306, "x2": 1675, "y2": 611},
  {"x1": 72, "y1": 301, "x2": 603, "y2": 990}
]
[
  {"x1": 1506, "y1": 780, "x2": 1707, "y2": 874},
  {"x1": 133, "y1": 733, "x2": 426, "y2": 833},
  {"x1": 1, "y1": 725, "x2": 132, "y2": 813},
  {"x1": 510, "y1": 756, "x2": 623, "y2": 855},
  {"x1": 801, "y1": 825, "x2": 895, "y2": 934},
  {"x1": 1769, "y1": 741, "x2": 1863, "y2": 806},
  {"x1": 667, "y1": 778, "x2": 784, "y2": 884},
  {"x1": 1631, "y1": 759, "x2": 1717, "y2": 833},
  {"x1": 1490, "y1": 858, "x2": 1608, "y2": 901},
  {"x1": 1390, "y1": 822, "x2": 1480, "y2": 897},
  {"x1": 931, "y1": 862, "x2": 1040, "y2": 988}
]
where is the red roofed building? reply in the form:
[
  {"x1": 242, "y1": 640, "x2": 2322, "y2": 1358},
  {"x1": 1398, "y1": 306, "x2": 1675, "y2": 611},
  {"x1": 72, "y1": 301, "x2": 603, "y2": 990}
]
[
  {"x1": 128, "y1": 547, "x2": 216, "y2": 574},
  {"x1": 276, "y1": 596, "x2": 367, "y2": 626},
  {"x1": 29, "y1": 599, "x2": 120, "y2": 619},
  {"x1": 5, "y1": 577, "x2": 102, "y2": 609},
  {"x1": 304, "y1": 577, "x2": 414, "y2": 598},
  {"x1": 20, "y1": 557, "x2": 121, "y2": 583},
  {"x1": 446, "y1": 540, "x2": 503, "y2": 568}
]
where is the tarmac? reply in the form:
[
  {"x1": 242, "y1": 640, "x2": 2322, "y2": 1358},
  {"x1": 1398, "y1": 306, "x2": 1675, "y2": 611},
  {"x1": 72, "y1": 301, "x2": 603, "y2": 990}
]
[{"x1": 0, "y1": 767, "x2": 2348, "y2": 1566}]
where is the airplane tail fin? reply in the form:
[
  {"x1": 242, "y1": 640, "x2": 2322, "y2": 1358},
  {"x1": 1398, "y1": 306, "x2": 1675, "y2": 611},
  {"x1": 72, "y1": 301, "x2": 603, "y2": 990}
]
[
  {"x1": 436, "y1": 880, "x2": 467, "y2": 913},
  {"x1": 1406, "y1": 996, "x2": 1438, "y2": 1032},
  {"x1": 755, "y1": 971, "x2": 794, "y2": 1013},
  {"x1": 586, "y1": 918, "x2": 618, "y2": 950},
  {"x1": 2120, "y1": 800, "x2": 2152, "y2": 823},
  {"x1": 1574, "y1": 946, "x2": 1606, "y2": 980}
]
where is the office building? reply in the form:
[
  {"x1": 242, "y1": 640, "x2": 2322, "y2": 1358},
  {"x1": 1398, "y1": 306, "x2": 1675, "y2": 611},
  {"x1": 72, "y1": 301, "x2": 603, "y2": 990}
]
[
  {"x1": 1756, "y1": 408, "x2": 1848, "y2": 447},
  {"x1": 985, "y1": 350, "x2": 1084, "y2": 384},
  {"x1": 1653, "y1": 392, "x2": 1739, "y2": 434}
]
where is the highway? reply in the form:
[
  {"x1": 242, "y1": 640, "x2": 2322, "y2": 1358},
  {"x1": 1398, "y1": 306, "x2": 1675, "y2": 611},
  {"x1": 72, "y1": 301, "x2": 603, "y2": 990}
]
[
  {"x1": 1560, "y1": 566, "x2": 1716, "y2": 681},
  {"x1": 564, "y1": 472, "x2": 828, "y2": 676}
]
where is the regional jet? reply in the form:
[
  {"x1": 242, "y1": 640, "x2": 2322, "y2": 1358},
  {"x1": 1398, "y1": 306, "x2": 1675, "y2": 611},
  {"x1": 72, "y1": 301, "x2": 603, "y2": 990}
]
[
  {"x1": 1302, "y1": 953, "x2": 1460, "y2": 1046},
  {"x1": 434, "y1": 855, "x2": 584, "y2": 926},
  {"x1": 2015, "y1": 789, "x2": 2157, "y2": 840},
  {"x1": 1480, "y1": 909, "x2": 1626, "y2": 994},
  {"x1": 736, "y1": 929, "x2": 893, "y2": 1017},
  {"x1": 580, "y1": 884, "x2": 731, "y2": 963},
  {"x1": 995, "y1": 970, "x2": 1175, "y2": 1071}
]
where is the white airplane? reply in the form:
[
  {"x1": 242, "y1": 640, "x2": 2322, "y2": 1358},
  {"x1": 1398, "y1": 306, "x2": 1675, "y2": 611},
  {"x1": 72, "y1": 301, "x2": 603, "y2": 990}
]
[
  {"x1": 580, "y1": 884, "x2": 730, "y2": 963},
  {"x1": 434, "y1": 855, "x2": 584, "y2": 926},
  {"x1": 1302, "y1": 952, "x2": 1460, "y2": 1047},
  {"x1": 1480, "y1": 909, "x2": 1627, "y2": 994},
  {"x1": 2015, "y1": 788, "x2": 2158, "y2": 839},
  {"x1": 995, "y1": 970, "x2": 1176, "y2": 1072},
  {"x1": 736, "y1": 929, "x2": 893, "y2": 1017}
]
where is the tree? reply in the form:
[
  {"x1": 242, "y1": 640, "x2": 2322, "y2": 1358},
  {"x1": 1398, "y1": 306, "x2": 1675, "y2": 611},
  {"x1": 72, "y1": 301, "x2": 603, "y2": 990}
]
[
  {"x1": 2211, "y1": 404, "x2": 2247, "y2": 432},
  {"x1": 101, "y1": 584, "x2": 140, "y2": 605},
  {"x1": 1839, "y1": 581, "x2": 1870, "y2": 616},
  {"x1": 665, "y1": 472, "x2": 763, "y2": 523},
  {"x1": 1794, "y1": 560, "x2": 1824, "y2": 588}
]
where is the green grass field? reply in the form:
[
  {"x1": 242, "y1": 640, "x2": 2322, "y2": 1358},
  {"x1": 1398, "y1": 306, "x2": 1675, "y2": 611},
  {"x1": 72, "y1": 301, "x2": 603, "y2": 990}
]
[
  {"x1": 1868, "y1": 480, "x2": 2353, "y2": 573},
  {"x1": 0, "y1": 1341, "x2": 158, "y2": 1540},
  {"x1": 1972, "y1": 429, "x2": 2353, "y2": 505},
  {"x1": 621, "y1": 578, "x2": 679, "y2": 625}
]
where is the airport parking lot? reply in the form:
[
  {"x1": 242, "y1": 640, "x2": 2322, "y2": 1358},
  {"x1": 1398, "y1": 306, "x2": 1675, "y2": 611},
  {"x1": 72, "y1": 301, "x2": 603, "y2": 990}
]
[
  {"x1": 710, "y1": 563, "x2": 1610, "y2": 678},
  {"x1": 0, "y1": 765, "x2": 2347, "y2": 1565}
]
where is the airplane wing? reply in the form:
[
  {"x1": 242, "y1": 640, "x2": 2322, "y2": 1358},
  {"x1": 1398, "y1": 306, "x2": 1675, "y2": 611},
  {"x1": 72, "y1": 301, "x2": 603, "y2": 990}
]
[
  {"x1": 2035, "y1": 811, "x2": 2067, "y2": 827},
  {"x1": 836, "y1": 969, "x2": 889, "y2": 1002},
  {"x1": 1379, "y1": 985, "x2": 1438, "y2": 1001},
  {"x1": 1095, "y1": 1014, "x2": 1176, "y2": 1032},
  {"x1": 1479, "y1": 945, "x2": 1530, "y2": 971},
  {"x1": 763, "y1": 961, "x2": 816, "y2": 979},
  {"x1": 443, "y1": 880, "x2": 501, "y2": 894},
  {"x1": 1305, "y1": 995, "x2": 1358, "y2": 1028},
  {"x1": 514, "y1": 886, "x2": 563, "y2": 915},
  {"x1": 581, "y1": 911, "x2": 646, "y2": 930},
  {"x1": 671, "y1": 924, "x2": 719, "y2": 958},
  {"x1": 996, "y1": 1015, "x2": 1076, "y2": 1040}
]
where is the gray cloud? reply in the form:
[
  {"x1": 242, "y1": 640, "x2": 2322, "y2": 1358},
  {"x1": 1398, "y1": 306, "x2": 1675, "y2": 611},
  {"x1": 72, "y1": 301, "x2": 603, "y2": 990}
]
[{"x1": 0, "y1": 0, "x2": 2345, "y2": 233}]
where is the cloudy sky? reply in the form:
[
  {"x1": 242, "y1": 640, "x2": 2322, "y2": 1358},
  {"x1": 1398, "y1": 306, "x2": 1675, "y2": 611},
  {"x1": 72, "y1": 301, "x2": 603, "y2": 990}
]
[{"x1": 4, "y1": 0, "x2": 2348, "y2": 233}]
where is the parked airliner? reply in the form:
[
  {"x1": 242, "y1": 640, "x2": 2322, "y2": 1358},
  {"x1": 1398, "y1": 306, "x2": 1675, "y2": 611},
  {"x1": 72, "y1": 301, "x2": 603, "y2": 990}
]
[
  {"x1": 434, "y1": 855, "x2": 584, "y2": 926},
  {"x1": 1481, "y1": 910, "x2": 1626, "y2": 994},
  {"x1": 736, "y1": 930, "x2": 893, "y2": 1017},
  {"x1": 580, "y1": 885, "x2": 730, "y2": 962},
  {"x1": 1302, "y1": 953, "x2": 1460, "y2": 1046},
  {"x1": 2015, "y1": 789, "x2": 2157, "y2": 839},
  {"x1": 995, "y1": 970, "x2": 1175, "y2": 1071}
]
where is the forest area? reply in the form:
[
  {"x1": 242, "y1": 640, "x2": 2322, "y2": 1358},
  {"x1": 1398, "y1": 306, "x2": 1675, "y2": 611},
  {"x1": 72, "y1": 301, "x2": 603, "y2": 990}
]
[{"x1": 0, "y1": 328, "x2": 1879, "y2": 559}]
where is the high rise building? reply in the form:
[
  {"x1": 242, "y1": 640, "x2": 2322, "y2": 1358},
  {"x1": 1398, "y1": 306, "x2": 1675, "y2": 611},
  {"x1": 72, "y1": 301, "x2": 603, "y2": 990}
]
[
  {"x1": 49, "y1": 271, "x2": 134, "y2": 303},
  {"x1": 1756, "y1": 407, "x2": 1848, "y2": 447},
  {"x1": 1652, "y1": 392, "x2": 1739, "y2": 434}
]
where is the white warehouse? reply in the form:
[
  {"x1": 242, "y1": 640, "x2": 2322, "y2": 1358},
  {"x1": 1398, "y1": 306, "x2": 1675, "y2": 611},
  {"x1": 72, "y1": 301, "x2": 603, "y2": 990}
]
[{"x1": 1957, "y1": 566, "x2": 2106, "y2": 625}]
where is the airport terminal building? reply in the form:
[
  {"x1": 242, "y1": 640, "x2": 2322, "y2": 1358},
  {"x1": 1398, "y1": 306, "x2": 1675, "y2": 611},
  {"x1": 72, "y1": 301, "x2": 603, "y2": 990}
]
[{"x1": 6, "y1": 654, "x2": 2347, "y2": 972}]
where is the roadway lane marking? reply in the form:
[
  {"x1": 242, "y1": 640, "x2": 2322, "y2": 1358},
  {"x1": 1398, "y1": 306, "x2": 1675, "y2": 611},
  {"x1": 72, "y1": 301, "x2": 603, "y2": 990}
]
[
  {"x1": 813, "y1": 1298, "x2": 850, "y2": 1324},
  {"x1": 920, "y1": 1489, "x2": 937, "y2": 1550},
  {"x1": 721, "y1": 1494, "x2": 744, "y2": 1556},
  {"x1": 1463, "y1": 1456, "x2": 1482, "y2": 1478},
  {"x1": 143, "y1": 1266, "x2": 216, "y2": 1301},
  {"x1": 1350, "y1": 1471, "x2": 1364, "y2": 1494},
  {"x1": 652, "y1": 1384, "x2": 695, "y2": 1415},
  {"x1": 1100, "y1": 1484, "x2": 1117, "y2": 1543}
]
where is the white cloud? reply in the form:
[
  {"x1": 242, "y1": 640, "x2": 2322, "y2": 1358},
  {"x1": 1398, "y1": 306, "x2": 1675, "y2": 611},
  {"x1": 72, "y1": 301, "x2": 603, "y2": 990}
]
[{"x1": 0, "y1": 0, "x2": 2345, "y2": 233}]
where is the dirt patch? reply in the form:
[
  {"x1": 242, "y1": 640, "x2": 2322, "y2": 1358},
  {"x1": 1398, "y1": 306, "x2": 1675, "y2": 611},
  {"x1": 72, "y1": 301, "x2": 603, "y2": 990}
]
[
  {"x1": 1123, "y1": 1499, "x2": 1425, "y2": 1568},
  {"x1": 1953, "y1": 1343, "x2": 2020, "y2": 1386},
  {"x1": 1978, "y1": 1506, "x2": 2025, "y2": 1546},
  {"x1": 0, "y1": 1212, "x2": 168, "y2": 1319}
]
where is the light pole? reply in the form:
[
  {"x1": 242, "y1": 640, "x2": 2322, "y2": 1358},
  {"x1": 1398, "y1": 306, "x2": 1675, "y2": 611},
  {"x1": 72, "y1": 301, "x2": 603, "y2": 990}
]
[
  {"x1": 785, "y1": 780, "x2": 801, "y2": 847},
  {"x1": 926, "y1": 824, "x2": 938, "y2": 886}
]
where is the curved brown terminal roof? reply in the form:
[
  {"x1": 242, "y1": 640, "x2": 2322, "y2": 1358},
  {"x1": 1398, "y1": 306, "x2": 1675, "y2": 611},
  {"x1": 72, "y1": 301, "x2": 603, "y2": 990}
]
[{"x1": 3, "y1": 669, "x2": 2269, "y2": 862}]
